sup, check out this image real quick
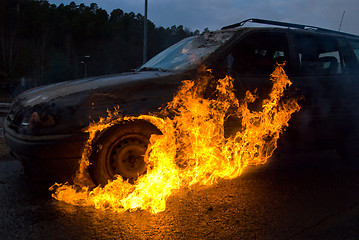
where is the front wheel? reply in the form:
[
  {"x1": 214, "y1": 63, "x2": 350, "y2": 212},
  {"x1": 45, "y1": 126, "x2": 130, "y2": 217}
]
[{"x1": 89, "y1": 120, "x2": 161, "y2": 186}]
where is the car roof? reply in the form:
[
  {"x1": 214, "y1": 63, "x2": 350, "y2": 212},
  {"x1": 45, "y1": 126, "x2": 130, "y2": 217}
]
[{"x1": 221, "y1": 18, "x2": 359, "y2": 39}]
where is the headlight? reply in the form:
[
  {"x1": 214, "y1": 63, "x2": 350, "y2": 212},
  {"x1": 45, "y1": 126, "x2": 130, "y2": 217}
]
[
  {"x1": 11, "y1": 102, "x2": 88, "y2": 135},
  {"x1": 10, "y1": 93, "x2": 91, "y2": 135},
  {"x1": 25, "y1": 111, "x2": 55, "y2": 129},
  {"x1": 12, "y1": 104, "x2": 62, "y2": 135}
]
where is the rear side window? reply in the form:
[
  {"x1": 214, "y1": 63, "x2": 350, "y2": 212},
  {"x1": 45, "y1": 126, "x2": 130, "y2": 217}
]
[
  {"x1": 348, "y1": 40, "x2": 359, "y2": 64},
  {"x1": 294, "y1": 34, "x2": 344, "y2": 75}
]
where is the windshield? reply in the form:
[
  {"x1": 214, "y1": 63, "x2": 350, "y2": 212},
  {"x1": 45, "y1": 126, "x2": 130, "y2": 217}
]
[{"x1": 139, "y1": 31, "x2": 235, "y2": 72}]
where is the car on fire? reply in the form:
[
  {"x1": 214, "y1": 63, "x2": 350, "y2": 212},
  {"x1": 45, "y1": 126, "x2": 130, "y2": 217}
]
[{"x1": 4, "y1": 18, "x2": 359, "y2": 185}]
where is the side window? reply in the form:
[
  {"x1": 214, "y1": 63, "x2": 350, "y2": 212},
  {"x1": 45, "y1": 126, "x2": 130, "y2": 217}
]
[
  {"x1": 228, "y1": 32, "x2": 289, "y2": 75},
  {"x1": 294, "y1": 34, "x2": 344, "y2": 75},
  {"x1": 348, "y1": 39, "x2": 359, "y2": 64}
]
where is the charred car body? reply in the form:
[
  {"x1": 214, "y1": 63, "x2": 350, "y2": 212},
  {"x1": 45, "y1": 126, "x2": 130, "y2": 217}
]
[{"x1": 4, "y1": 19, "x2": 359, "y2": 185}]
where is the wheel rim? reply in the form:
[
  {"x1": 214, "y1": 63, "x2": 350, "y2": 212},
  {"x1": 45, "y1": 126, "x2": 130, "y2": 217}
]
[{"x1": 107, "y1": 134, "x2": 149, "y2": 181}]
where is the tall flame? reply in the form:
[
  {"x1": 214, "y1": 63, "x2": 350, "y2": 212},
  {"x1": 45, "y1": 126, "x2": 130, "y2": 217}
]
[{"x1": 50, "y1": 65, "x2": 300, "y2": 214}]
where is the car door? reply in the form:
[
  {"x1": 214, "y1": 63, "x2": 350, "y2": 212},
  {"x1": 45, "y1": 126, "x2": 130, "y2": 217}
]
[
  {"x1": 225, "y1": 30, "x2": 290, "y2": 103},
  {"x1": 211, "y1": 30, "x2": 291, "y2": 136},
  {"x1": 288, "y1": 32, "x2": 359, "y2": 147}
]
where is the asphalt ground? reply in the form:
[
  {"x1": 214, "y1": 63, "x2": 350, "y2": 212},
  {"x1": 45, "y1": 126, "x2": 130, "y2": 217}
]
[{"x1": 0, "y1": 133, "x2": 358, "y2": 239}]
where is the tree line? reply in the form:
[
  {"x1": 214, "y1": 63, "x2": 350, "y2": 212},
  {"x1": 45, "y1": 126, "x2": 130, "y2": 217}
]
[{"x1": 0, "y1": 0, "x2": 194, "y2": 96}]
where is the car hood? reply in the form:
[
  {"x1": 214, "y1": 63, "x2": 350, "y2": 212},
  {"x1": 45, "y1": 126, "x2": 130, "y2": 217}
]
[
  {"x1": 17, "y1": 71, "x2": 176, "y2": 107},
  {"x1": 7, "y1": 70, "x2": 186, "y2": 135}
]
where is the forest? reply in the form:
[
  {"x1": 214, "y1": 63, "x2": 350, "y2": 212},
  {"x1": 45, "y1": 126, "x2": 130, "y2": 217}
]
[{"x1": 0, "y1": 0, "x2": 194, "y2": 98}]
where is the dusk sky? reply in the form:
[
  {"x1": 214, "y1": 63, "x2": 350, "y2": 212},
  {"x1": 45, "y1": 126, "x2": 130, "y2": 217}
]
[{"x1": 47, "y1": 0, "x2": 359, "y2": 35}]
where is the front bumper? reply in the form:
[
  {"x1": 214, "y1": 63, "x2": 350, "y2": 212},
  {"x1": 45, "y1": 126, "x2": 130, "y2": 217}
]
[{"x1": 4, "y1": 124, "x2": 89, "y2": 183}]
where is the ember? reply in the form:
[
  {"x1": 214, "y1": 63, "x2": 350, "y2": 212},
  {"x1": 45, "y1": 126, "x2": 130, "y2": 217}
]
[{"x1": 50, "y1": 64, "x2": 300, "y2": 214}]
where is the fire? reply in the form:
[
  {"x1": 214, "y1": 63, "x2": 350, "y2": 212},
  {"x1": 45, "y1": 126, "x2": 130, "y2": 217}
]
[{"x1": 50, "y1": 64, "x2": 300, "y2": 214}]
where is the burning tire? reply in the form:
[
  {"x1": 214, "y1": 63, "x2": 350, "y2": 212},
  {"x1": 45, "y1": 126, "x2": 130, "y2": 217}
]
[{"x1": 89, "y1": 120, "x2": 161, "y2": 186}]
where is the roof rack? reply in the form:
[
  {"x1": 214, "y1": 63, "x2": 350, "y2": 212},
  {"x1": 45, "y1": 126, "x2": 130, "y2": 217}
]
[{"x1": 222, "y1": 18, "x2": 357, "y2": 37}]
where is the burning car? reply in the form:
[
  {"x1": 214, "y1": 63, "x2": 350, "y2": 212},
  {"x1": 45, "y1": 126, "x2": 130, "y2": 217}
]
[{"x1": 4, "y1": 18, "x2": 359, "y2": 186}]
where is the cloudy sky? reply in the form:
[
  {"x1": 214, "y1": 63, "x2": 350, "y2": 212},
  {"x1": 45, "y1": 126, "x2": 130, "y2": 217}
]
[{"x1": 48, "y1": 0, "x2": 359, "y2": 35}]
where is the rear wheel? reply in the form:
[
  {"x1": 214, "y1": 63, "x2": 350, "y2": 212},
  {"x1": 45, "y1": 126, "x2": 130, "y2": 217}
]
[{"x1": 89, "y1": 120, "x2": 161, "y2": 186}]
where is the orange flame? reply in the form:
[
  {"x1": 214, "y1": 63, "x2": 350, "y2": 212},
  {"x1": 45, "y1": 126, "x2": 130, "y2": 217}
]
[{"x1": 50, "y1": 65, "x2": 300, "y2": 214}]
